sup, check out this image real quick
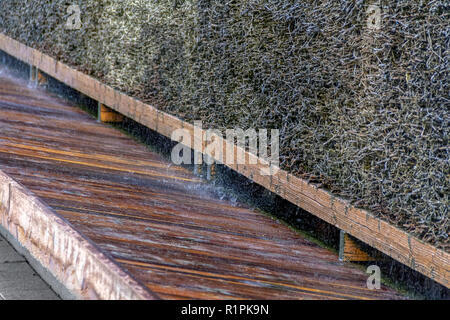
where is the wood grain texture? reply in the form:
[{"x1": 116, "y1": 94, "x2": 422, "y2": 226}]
[
  {"x1": 0, "y1": 164, "x2": 157, "y2": 300},
  {"x1": 0, "y1": 33, "x2": 447, "y2": 289},
  {"x1": 340, "y1": 232, "x2": 374, "y2": 262},
  {"x1": 0, "y1": 73, "x2": 406, "y2": 299},
  {"x1": 99, "y1": 103, "x2": 124, "y2": 123}
]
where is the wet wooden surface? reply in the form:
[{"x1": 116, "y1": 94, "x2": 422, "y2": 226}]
[{"x1": 0, "y1": 70, "x2": 406, "y2": 300}]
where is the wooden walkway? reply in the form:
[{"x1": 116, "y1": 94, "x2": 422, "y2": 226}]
[{"x1": 0, "y1": 71, "x2": 405, "y2": 299}]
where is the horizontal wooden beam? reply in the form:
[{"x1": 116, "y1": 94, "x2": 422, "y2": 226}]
[
  {"x1": 0, "y1": 33, "x2": 448, "y2": 288},
  {"x1": 0, "y1": 170, "x2": 157, "y2": 300}
]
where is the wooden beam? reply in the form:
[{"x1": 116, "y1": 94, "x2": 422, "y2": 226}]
[
  {"x1": 0, "y1": 170, "x2": 157, "y2": 300},
  {"x1": 0, "y1": 33, "x2": 448, "y2": 288},
  {"x1": 29, "y1": 66, "x2": 47, "y2": 86}
]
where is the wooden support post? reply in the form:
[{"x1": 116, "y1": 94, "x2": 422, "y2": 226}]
[
  {"x1": 37, "y1": 70, "x2": 47, "y2": 86},
  {"x1": 30, "y1": 67, "x2": 47, "y2": 87},
  {"x1": 98, "y1": 102, "x2": 124, "y2": 123},
  {"x1": 339, "y1": 230, "x2": 375, "y2": 262}
]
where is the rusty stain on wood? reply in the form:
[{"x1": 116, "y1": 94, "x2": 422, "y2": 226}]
[
  {"x1": 0, "y1": 73, "x2": 407, "y2": 299},
  {"x1": 0, "y1": 33, "x2": 447, "y2": 289}
]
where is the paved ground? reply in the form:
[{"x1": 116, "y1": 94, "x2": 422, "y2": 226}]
[{"x1": 0, "y1": 233, "x2": 59, "y2": 300}]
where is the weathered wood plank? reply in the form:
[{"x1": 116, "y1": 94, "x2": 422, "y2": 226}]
[{"x1": 0, "y1": 171, "x2": 157, "y2": 300}]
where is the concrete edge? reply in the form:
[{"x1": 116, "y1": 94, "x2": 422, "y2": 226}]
[{"x1": 0, "y1": 170, "x2": 158, "y2": 300}]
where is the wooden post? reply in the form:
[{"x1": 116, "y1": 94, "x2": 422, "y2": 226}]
[
  {"x1": 98, "y1": 102, "x2": 124, "y2": 123},
  {"x1": 30, "y1": 67, "x2": 47, "y2": 87},
  {"x1": 37, "y1": 70, "x2": 47, "y2": 86},
  {"x1": 339, "y1": 230, "x2": 375, "y2": 262}
]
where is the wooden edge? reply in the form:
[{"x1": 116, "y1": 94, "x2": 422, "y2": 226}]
[
  {"x1": 0, "y1": 169, "x2": 158, "y2": 300},
  {"x1": 0, "y1": 33, "x2": 448, "y2": 288}
]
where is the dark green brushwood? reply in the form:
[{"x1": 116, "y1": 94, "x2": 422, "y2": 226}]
[{"x1": 0, "y1": 0, "x2": 448, "y2": 250}]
